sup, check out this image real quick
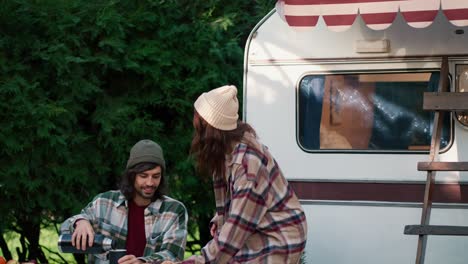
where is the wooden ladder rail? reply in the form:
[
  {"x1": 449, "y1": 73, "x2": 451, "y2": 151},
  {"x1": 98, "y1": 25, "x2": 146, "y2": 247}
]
[
  {"x1": 411, "y1": 57, "x2": 449, "y2": 264},
  {"x1": 403, "y1": 56, "x2": 468, "y2": 264}
]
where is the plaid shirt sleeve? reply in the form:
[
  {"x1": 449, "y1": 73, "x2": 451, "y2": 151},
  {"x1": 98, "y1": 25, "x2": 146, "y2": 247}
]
[
  {"x1": 186, "y1": 151, "x2": 270, "y2": 264},
  {"x1": 60, "y1": 196, "x2": 100, "y2": 234}
]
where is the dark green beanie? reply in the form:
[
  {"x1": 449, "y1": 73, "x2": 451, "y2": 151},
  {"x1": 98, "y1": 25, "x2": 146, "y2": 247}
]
[{"x1": 126, "y1": 139, "x2": 166, "y2": 171}]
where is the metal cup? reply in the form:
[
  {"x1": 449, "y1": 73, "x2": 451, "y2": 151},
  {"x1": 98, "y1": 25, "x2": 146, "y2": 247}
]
[{"x1": 108, "y1": 249, "x2": 126, "y2": 264}]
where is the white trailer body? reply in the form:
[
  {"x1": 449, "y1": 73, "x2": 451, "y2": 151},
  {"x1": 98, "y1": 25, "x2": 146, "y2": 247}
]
[{"x1": 243, "y1": 2, "x2": 468, "y2": 263}]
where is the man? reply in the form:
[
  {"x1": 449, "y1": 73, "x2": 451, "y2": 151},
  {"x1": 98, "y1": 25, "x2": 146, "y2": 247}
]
[{"x1": 60, "y1": 139, "x2": 188, "y2": 264}]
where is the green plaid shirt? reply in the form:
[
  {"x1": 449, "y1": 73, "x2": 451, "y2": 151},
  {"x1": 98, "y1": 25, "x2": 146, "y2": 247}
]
[{"x1": 60, "y1": 190, "x2": 188, "y2": 263}]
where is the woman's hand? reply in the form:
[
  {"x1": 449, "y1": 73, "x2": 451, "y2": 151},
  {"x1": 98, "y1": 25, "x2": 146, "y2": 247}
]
[
  {"x1": 210, "y1": 222, "x2": 217, "y2": 237},
  {"x1": 117, "y1": 255, "x2": 144, "y2": 264}
]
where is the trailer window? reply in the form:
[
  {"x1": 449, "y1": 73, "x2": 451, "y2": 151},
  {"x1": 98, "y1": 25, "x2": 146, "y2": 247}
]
[{"x1": 298, "y1": 72, "x2": 450, "y2": 152}]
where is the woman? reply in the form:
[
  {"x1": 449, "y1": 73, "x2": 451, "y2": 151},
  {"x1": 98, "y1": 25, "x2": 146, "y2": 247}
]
[{"x1": 182, "y1": 85, "x2": 307, "y2": 264}]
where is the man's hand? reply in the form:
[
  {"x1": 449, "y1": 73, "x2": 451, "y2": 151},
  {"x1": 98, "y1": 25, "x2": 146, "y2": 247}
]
[{"x1": 71, "y1": 219, "x2": 94, "y2": 250}]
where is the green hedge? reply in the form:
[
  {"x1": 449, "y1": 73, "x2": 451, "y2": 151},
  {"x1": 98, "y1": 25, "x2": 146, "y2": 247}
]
[{"x1": 0, "y1": 0, "x2": 275, "y2": 262}]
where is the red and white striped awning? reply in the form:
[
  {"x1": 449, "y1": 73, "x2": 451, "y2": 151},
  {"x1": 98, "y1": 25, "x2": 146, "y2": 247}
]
[{"x1": 277, "y1": 0, "x2": 468, "y2": 31}]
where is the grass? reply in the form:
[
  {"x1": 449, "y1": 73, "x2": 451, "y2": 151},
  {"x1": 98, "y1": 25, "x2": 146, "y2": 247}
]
[{"x1": 1, "y1": 226, "x2": 75, "y2": 263}]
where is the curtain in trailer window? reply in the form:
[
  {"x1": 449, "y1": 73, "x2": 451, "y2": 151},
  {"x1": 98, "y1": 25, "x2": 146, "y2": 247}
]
[
  {"x1": 299, "y1": 76, "x2": 324, "y2": 149},
  {"x1": 297, "y1": 72, "x2": 450, "y2": 152}
]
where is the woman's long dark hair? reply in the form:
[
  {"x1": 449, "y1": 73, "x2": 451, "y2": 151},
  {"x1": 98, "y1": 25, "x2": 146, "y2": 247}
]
[
  {"x1": 190, "y1": 110, "x2": 256, "y2": 180},
  {"x1": 119, "y1": 162, "x2": 165, "y2": 201}
]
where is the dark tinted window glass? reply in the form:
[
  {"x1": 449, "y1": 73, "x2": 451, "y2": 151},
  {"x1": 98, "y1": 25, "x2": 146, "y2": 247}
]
[{"x1": 298, "y1": 72, "x2": 450, "y2": 151}]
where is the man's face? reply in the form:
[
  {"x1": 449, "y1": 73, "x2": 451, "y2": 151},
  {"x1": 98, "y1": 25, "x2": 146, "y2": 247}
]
[{"x1": 133, "y1": 166, "x2": 162, "y2": 206}]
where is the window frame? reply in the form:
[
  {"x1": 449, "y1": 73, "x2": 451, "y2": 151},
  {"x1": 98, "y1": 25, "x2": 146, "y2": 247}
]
[
  {"x1": 455, "y1": 64, "x2": 468, "y2": 128},
  {"x1": 295, "y1": 68, "x2": 454, "y2": 154}
]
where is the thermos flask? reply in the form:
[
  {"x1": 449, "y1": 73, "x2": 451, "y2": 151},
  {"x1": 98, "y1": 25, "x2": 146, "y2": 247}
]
[{"x1": 58, "y1": 233, "x2": 115, "y2": 254}]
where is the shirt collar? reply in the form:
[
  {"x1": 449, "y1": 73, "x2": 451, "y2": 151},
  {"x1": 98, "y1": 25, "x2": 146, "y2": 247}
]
[
  {"x1": 116, "y1": 191, "x2": 163, "y2": 215},
  {"x1": 116, "y1": 192, "x2": 127, "y2": 207}
]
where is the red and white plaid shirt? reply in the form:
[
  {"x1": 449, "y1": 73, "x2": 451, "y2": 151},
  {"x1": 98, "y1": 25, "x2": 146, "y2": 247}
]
[{"x1": 183, "y1": 133, "x2": 307, "y2": 264}]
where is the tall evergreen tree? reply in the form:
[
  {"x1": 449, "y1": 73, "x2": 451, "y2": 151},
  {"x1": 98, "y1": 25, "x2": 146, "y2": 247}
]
[{"x1": 0, "y1": 0, "x2": 275, "y2": 262}]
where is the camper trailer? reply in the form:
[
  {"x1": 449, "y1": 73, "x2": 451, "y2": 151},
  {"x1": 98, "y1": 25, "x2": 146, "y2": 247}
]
[{"x1": 243, "y1": 1, "x2": 468, "y2": 263}]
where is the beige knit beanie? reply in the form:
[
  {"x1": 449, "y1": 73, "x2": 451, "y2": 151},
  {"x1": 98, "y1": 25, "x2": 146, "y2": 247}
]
[{"x1": 194, "y1": 85, "x2": 239, "y2": 131}]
